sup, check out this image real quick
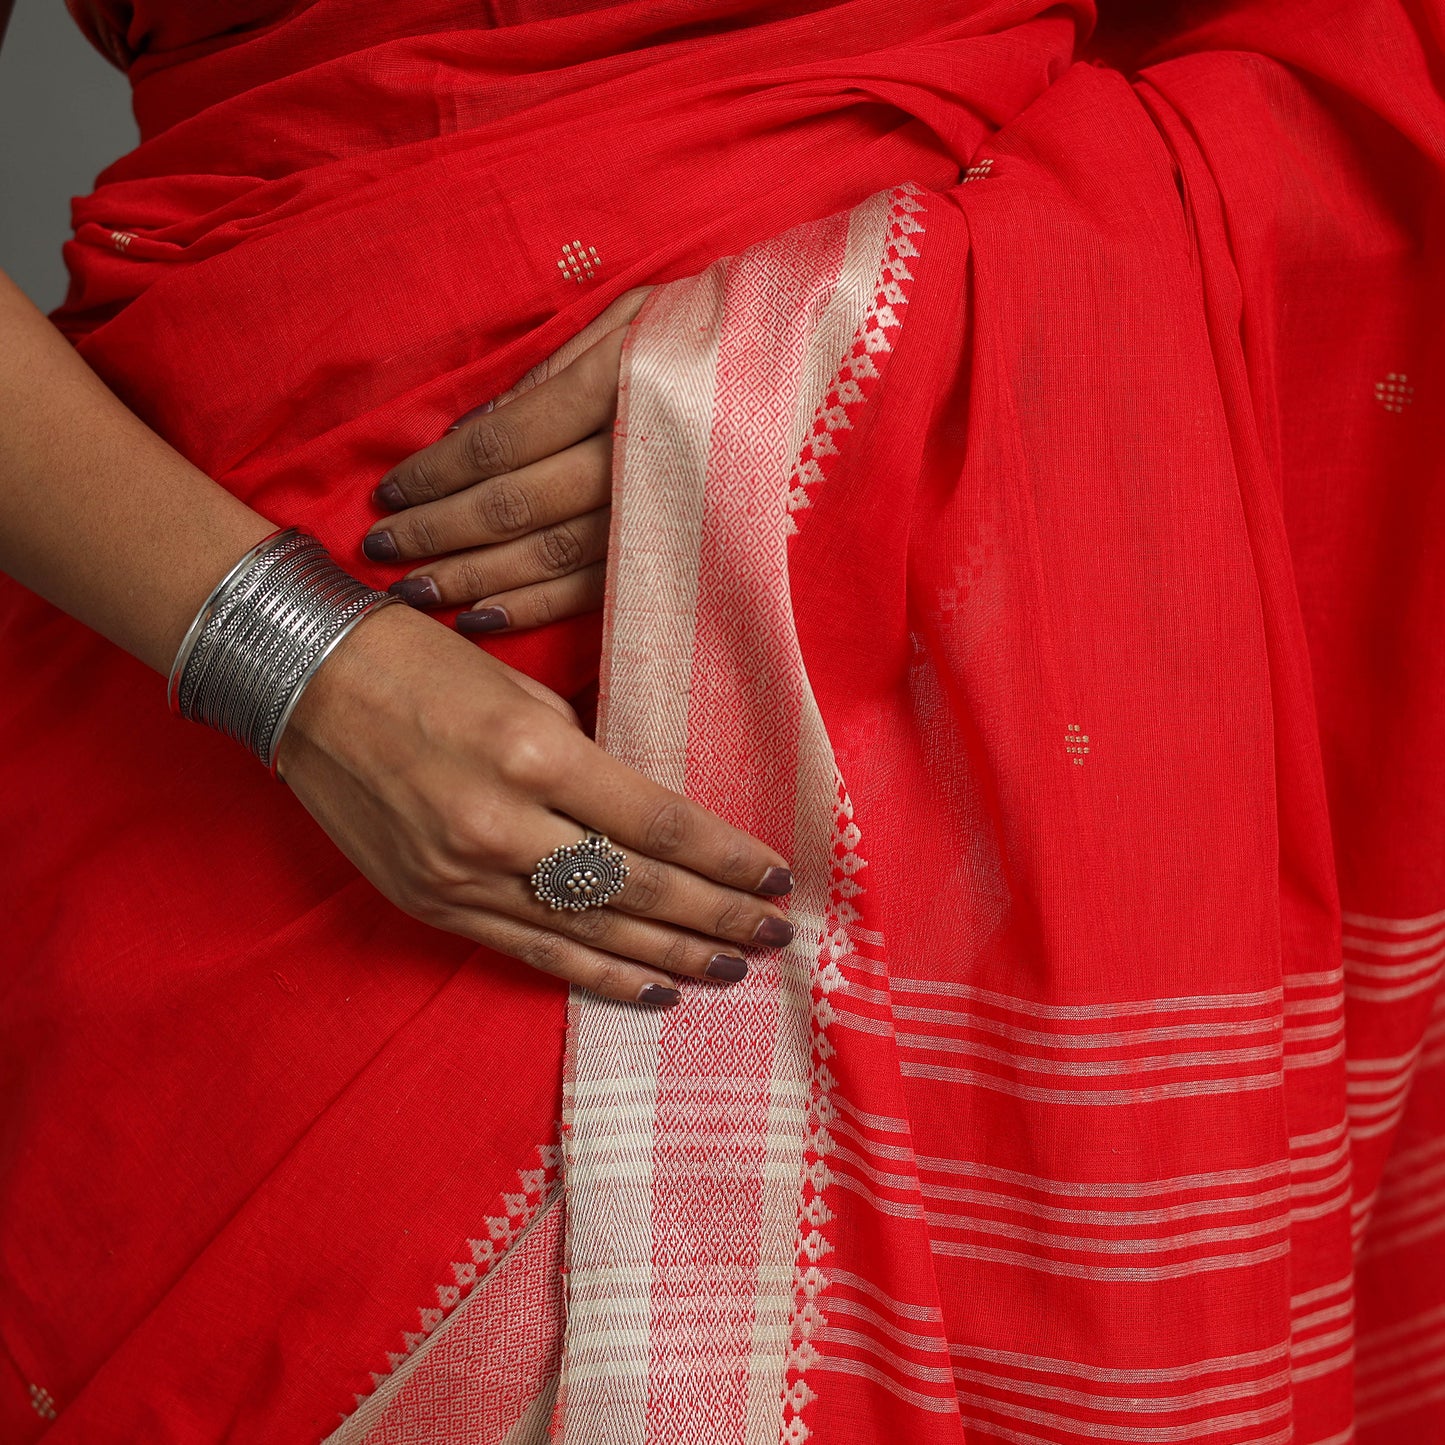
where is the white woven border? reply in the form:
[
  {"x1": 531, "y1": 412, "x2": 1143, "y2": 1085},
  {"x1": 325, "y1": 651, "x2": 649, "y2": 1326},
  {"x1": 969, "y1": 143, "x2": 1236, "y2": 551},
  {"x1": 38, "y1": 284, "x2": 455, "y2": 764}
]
[{"x1": 558, "y1": 190, "x2": 906, "y2": 1445}]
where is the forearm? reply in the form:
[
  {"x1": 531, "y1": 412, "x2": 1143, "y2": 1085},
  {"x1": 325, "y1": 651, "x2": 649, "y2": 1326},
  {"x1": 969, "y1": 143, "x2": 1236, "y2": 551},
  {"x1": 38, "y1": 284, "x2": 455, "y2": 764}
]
[{"x1": 0, "y1": 268, "x2": 273, "y2": 673}]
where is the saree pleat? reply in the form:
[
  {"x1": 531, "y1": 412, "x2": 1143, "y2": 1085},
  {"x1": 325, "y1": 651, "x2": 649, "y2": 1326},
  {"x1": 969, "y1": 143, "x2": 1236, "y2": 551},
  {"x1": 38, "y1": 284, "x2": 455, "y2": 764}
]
[{"x1": 2, "y1": 2, "x2": 1443, "y2": 1441}]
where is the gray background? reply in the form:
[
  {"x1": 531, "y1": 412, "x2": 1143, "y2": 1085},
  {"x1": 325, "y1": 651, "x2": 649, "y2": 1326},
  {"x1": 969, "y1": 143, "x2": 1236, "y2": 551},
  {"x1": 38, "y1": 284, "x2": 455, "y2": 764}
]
[{"x1": 0, "y1": 0, "x2": 138, "y2": 309}]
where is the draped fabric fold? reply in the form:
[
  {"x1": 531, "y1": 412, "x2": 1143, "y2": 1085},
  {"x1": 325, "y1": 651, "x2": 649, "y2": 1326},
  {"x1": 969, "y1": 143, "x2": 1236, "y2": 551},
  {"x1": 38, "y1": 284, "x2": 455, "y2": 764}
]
[{"x1": 3, "y1": 2, "x2": 1443, "y2": 1442}]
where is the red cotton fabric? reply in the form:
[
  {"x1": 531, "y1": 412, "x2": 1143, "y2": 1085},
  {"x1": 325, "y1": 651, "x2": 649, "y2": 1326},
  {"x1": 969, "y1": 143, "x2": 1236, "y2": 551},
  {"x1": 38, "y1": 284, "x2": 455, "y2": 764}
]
[{"x1": 1, "y1": 2, "x2": 1443, "y2": 1442}]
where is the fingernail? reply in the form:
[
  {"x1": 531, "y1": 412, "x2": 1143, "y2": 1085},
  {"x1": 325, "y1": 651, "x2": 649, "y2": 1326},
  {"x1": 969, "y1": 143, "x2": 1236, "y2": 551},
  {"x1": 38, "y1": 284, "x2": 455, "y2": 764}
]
[
  {"x1": 637, "y1": 983, "x2": 680, "y2": 1008},
  {"x1": 446, "y1": 399, "x2": 495, "y2": 432},
  {"x1": 705, "y1": 954, "x2": 748, "y2": 983},
  {"x1": 372, "y1": 481, "x2": 406, "y2": 511},
  {"x1": 388, "y1": 576, "x2": 440, "y2": 608},
  {"x1": 752, "y1": 917, "x2": 794, "y2": 948},
  {"x1": 362, "y1": 530, "x2": 399, "y2": 562},
  {"x1": 456, "y1": 606, "x2": 510, "y2": 634},
  {"x1": 756, "y1": 866, "x2": 793, "y2": 897}
]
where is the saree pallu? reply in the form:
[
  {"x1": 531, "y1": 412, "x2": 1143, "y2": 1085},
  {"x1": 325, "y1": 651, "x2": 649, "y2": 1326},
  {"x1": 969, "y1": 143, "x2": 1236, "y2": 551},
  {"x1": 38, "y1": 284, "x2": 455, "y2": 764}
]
[{"x1": 3, "y1": 0, "x2": 1444, "y2": 1440}]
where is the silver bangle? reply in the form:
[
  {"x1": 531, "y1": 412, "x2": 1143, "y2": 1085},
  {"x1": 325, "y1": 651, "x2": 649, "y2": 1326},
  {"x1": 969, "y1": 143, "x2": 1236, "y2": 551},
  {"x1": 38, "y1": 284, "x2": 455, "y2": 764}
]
[{"x1": 168, "y1": 528, "x2": 400, "y2": 774}]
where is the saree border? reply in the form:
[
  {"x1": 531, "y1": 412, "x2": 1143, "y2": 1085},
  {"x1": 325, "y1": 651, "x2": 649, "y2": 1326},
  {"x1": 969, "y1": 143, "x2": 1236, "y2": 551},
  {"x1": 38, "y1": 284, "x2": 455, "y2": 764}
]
[
  {"x1": 324, "y1": 1148, "x2": 563, "y2": 1445},
  {"x1": 556, "y1": 183, "x2": 926, "y2": 1445}
]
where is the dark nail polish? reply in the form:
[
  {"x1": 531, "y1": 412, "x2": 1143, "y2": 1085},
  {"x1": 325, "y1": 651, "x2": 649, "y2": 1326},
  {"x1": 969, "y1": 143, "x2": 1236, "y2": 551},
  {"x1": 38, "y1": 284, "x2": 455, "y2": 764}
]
[
  {"x1": 388, "y1": 576, "x2": 440, "y2": 608},
  {"x1": 362, "y1": 530, "x2": 399, "y2": 562},
  {"x1": 456, "y1": 606, "x2": 510, "y2": 634},
  {"x1": 752, "y1": 916, "x2": 794, "y2": 948},
  {"x1": 446, "y1": 399, "x2": 495, "y2": 433},
  {"x1": 705, "y1": 954, "x2": 748, "y2": 983},
  {"x1": 372, "y1": 481, "x2": 406, "y2": 511},
  {"x1": 637, "y1": 983, "x2": 680, "y2": 1008},
  {"x1": 756, "y1": 866, "x2": 793, "y2": 897}
]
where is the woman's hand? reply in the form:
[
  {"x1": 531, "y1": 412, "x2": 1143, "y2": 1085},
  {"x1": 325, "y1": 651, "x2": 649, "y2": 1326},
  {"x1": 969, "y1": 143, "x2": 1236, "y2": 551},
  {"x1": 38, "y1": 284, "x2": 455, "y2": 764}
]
[
  {"x1": 277, "y1": 603, "x2": 794, "y2": 1007},
  {"x1": 363, "y1": 293, "x2": 649, "y2": 635}
]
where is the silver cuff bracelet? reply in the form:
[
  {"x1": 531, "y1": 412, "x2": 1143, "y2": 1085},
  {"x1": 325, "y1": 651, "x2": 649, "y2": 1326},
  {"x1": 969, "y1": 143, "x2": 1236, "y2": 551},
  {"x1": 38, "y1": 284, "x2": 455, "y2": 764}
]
[{"x1": 167, "y1": 527, "x2": 399, "y2": 774}]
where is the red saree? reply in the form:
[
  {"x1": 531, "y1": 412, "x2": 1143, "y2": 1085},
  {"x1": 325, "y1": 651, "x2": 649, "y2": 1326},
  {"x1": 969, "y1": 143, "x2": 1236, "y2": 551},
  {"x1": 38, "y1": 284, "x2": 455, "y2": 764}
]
[{"x1": 3, "y1": 1, "x2": 1444, "y2": 1441}]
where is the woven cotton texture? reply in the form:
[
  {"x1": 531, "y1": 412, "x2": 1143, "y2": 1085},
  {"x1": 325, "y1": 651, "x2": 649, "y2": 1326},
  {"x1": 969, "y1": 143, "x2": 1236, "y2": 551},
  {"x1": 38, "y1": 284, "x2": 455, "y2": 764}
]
[{"x1": 2, "y1": 2, "x2": 1443, "y2": 1443}]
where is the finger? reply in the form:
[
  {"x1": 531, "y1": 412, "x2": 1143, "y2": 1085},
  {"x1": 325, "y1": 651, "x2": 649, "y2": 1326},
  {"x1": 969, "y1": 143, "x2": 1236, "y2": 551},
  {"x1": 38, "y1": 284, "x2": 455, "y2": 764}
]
[
  {"x1": 485, "y1": 878, "x2": 750, "y2": 983},
  {"x1": 456, "y1": 561, "x2": 607, "y2": 636},
  {"x1": 445, "y1": 401, "x2": 494, "y2": 434},
  {"x1": 548, "y1": 743, "x2": 794, "y2": 900},
  {"x1": 389, "y1": 509, "x2": 609, "y2": 611},
  {"x1": 372, "y1": 324, "x2": 630, "y2": 511},
  {"x1": 367, "y1": 435, "x2": 610, "y2": 563},
  {"x1": 604, "y1": 853, "x2": 794, "y2": 951},
  {"x1": 440, "y1": 905, "x2": 682, "y2": 1008},
  {"x1": 479, "y1": 809, "x2": 787, "y2": 957}
]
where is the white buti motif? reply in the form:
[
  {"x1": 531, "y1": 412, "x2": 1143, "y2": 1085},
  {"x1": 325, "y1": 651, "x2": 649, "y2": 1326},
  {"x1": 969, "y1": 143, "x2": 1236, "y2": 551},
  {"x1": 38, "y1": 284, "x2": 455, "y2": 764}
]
[
  {"x1": 557, "y1": 239, "x2": 601, "y2": 283},
  {"x1": 1374, "y1": 372, "x2": 1415, "y2": 412}
]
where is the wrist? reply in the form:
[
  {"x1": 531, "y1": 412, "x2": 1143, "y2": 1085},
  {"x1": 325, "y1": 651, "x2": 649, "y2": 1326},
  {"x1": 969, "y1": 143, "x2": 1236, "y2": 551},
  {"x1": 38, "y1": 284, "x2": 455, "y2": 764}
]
[
  {"x1": 169, "y1": 528, "x2": 400, "y2": 773},
  {"x1": 276, "y1": 600, "x2": 423, "y2": 771}
]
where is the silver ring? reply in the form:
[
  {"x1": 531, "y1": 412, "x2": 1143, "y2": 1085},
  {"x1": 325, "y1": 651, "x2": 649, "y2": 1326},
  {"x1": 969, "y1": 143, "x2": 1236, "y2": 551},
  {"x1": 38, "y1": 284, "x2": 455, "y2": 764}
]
[{"x1": 530, "y1": 833, "x2": 631, "y2": 912}]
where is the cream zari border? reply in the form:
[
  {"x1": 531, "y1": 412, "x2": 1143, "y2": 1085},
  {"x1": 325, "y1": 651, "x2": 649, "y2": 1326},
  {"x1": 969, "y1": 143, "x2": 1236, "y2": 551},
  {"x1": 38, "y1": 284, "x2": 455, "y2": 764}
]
[{"x1": 557, "y1": 186, "x2": 922, "y2": 1445}]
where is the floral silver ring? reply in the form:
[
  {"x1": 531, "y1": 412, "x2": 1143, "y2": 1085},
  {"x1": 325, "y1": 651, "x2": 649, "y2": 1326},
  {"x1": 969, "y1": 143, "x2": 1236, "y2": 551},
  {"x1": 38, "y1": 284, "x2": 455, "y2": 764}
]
[{"x1": 530, "y1": 833, "x2": 631, "y2": 912}]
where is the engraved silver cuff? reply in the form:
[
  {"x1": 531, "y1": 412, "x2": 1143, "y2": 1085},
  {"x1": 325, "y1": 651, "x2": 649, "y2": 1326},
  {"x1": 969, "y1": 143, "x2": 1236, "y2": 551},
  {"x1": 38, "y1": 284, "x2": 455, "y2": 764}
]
[{"x1": 168, "y1": 527, "x2": 399, "y2": 774}]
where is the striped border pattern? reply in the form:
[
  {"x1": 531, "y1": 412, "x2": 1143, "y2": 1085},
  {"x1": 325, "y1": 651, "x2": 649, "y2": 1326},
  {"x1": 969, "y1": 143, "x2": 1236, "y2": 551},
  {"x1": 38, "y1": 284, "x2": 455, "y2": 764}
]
[
  {"x1": 555, "y1": 186, "x2": 923, "y2": 1445},
  {"x1": 1354, "y1": 938, "x2": 1445, "y2": 1440}
]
